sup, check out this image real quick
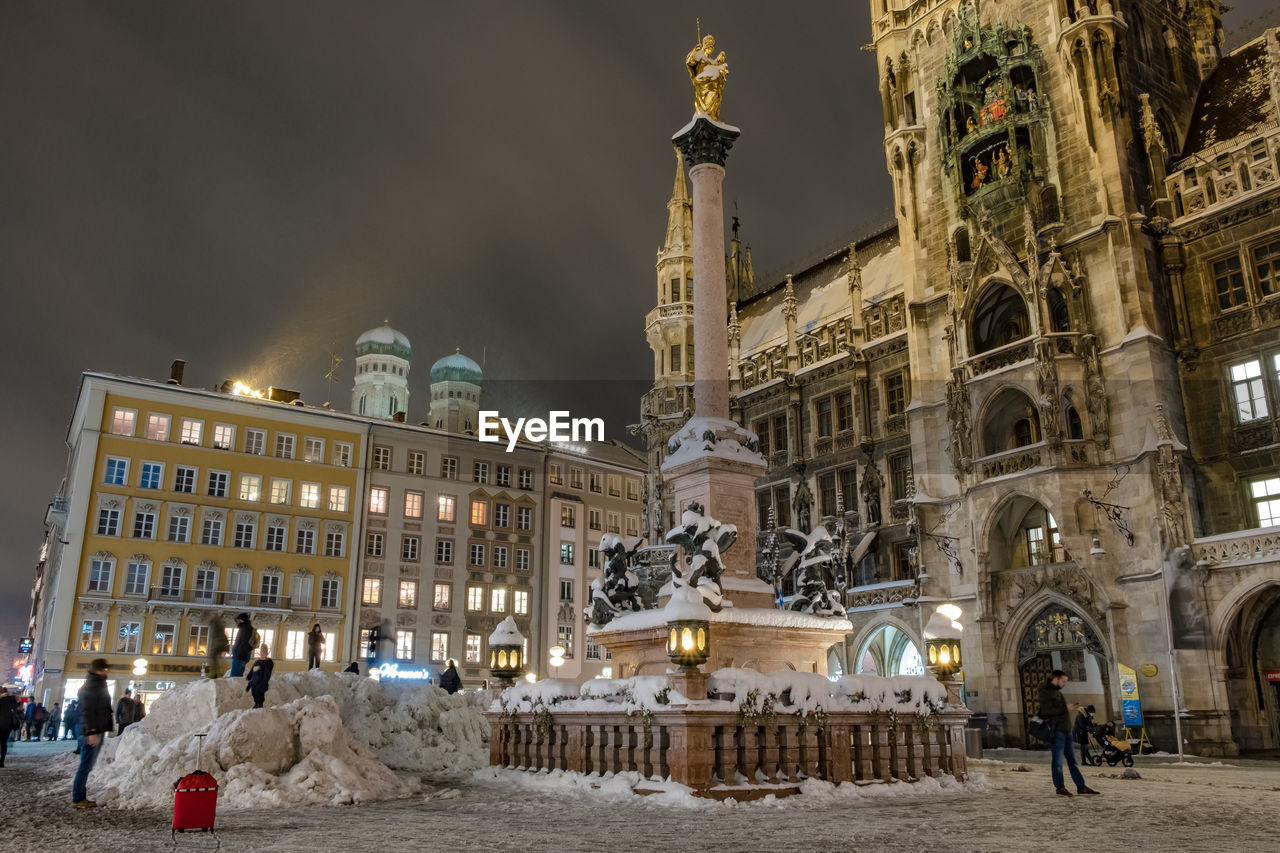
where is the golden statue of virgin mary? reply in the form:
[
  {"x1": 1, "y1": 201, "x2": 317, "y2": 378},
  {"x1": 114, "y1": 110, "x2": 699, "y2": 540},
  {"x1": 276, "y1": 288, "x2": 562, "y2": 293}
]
[{"x1": 686, "y1": 34, "x2": 728, "y2": 120}]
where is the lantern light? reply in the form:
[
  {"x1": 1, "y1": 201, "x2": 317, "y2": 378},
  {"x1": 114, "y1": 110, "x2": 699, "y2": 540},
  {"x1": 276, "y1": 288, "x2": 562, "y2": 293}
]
[
  {"x1": 487, "y1": 616, "x2": 526, "y2": 686},
  {"x1": 664, "y1": 585, "x2": 712, "y2": 673},
  {"x1": 923, "y1": 605, "x2": 963, "y2": 680}
]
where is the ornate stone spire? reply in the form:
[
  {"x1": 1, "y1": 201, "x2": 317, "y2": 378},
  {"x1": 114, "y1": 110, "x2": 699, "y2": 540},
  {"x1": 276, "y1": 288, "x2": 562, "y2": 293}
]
[{"x1": 665, "y1": 148, "x2": 693, "y2": 251}]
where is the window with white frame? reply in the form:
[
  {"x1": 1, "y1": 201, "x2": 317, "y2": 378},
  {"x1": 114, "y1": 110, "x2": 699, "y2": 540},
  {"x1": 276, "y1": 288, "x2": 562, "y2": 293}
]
[
  {"x1": 370, "y1": 487, "x2": 389, "y2": 514},
  {"x1": 494, "y1": 503, "x2": 510, "y2": 528},
  {"x1": 496, "y1": 465, "x2": 511, "y2": 487},
  {"x1": 373, "y1": 446, "x2": 391, "y2": 470},
  {"x1": 398, "y1": 630, "x2": 416, "y2": 660},
  {"x1": 436, "y1": 539, "x2": 453, "y2": 564},
  {"x1": 87, "y1": 557, "x2": 114, "y2": 593},
  {"x1": 304, "y1": 437, "x2": 324, "y2": 463},
  {"x1": 433, "y1": 583, "x2": 451, "y2": 610},
  {"x1": 329, "y1": 485, "x2": 348, "y2": 512},
  {"x1": 470, "y1": 499, "x2": 488, "y2": 526},
  {"x1": 245, "y1": 428, "x2": 266, "y2": 455},
  {"x1": 606, "y1": 511, "x2": 620, "y2": 534},
  {"x1": 285, "y1": 630, "x2": 306, "y2": 660},
  {"x1": 201, "y1": 516, "x2": 223, "y2": 546},
  {"x1": 467, "y1": 586, "x2": 484, "y2": 611},
  {"x1": 97, "y1": 508, "x2": 121, "y2": 537},
  {"x1": 608, "y1": 474, "x2": 621, "y2": 497},
  {"x1": 226, "y1": 568, "x2": 250, "y2": 604},
  {"x1": 296, "y1": 528, "x2": 315, "y2": 555},
  {"x1": 275, "y1": 434, "x2": 296, "y2": 459},
  {"x1": 188, "y1": 625, "x2": 210, "y2": 656},
  {"x1": 104, "y1": 457, "x2": 128, "y2": 486},
  {"x1": 260, "y1": 573, "x2": 282, "y2": 605},
  {"x1": 441, "y1": 456, "x2": 458, "y2": 479},
  {"x1": 626, "y1": 514, "x2": 639, "y2": 537},
  {"x1": 404, "y1": 490, "x2": 423, "y2": 519},
  {"x1": 1251, "y1": 476, "x2": 1280, "y2": 527},
  {"x1": 320, "y1": 577, "x2": 340, "y2": 609},
  {"x1": 79, "y1": 619, "x2": 105, "y2": 652},
  {"x1": 239, "y1": 474, "x2": 261, "y2": 502},
  {"x1": 212, "y1": 424, "x2": 234, "y2": 450},
  {"x1": 207, "y1": 471, "x2": 229, "y2": 498},
  {"x1": 363, "y1": 577, "x2": 382, "y2": 605},
  {"x1": 324, "y1": 528, "x2": 345, "y2": 557},
  {"x1": 367, "y1": 532, "x2": 384, "y2": 557},
  {"x1": 145, "y1": 413, "x2": 169, "y2": 441},
  {"x1": 233, "y1": 519, "x2": 256, "y2": 549},
  {"x1": 152, "y1": 622, "x2": 176, "y2": 655},
  {"x1": 571, "y1": 468, "x2": 585, "y2": 489},
  {"x1": 585, "y1": 635, "x2": 602, "y2": 660},
  {"x1": 560, "y1": 543, "x2": 575, "y2": 565},
  {"x1": 333, "y1": 442, "x2": 353, "y2": 467},
  {"x1": 474, "y1": 461, "x2": 489, "y2": 483},
  {"x1": 517, "y1": 506, "x2": 532, "y2": 530},
  {"x1": 1230, "y1": 359, "x2": 1269, "y2": 422},
  {"x1": 174, "y1": 465, "x2": 196, "y2": 493},
  {"x1": 110, "y1": 408, "x2": 136, "y2": 436},
  {"x1": 140, "y1": 461, "x2": 163, "y2": 490},
  {"x1": 399, "y1": 580, "x2": 417, "y2": 608},
  {"x1": 408, "y1": 450, "x2": 425, "y2": 475},
  {"x1": 516, "y1": 548, "x2": 530, "y2": 572},
  {"x1": 549, "y1": 462, "x2": 563, "y2": 485},
  {"x1": 430, "y1": 632, "x2": 448, "y2": 662},
  {"x1": 513, "y1": 589, "x2": 529, "y2": 615},
  {"x1": 194, "y1": 565, "x2": 217, "y2": 602},
  {"x1": 167, "y1": 514, "x2": 190, "y2": 544},
  {"x1": 588, "y1": 471, "x2": 602, "y2": 492},
  {"x1": 437, "y1": 495, "x2": 456, "y2": 522},
  {"x1": 588, "y1": 548, "x2": 601, "y2": 569},
  {"x1": 265, "y1": 521, "x2": 286, "y2": 552},
  {"x1": 124, "y1": 561, "x2": 149, "y2": 595},
  {"x1": 519, "y1": 468, "x2": 533, "y2": 489},
  {"x1": 299, "y1": 482, "x2": 320, "y2": 509},
  {"x1": 561, "y1": 506, "x2": 575, "y2": 528},
  {"x1": 491, "y1": 587, "x2": 507, "y2": 612},
  {"x1": 493, "y1": 545, "x2": 508, "y2": 569},
  {"x1": 557, "y1": 625, "x2": 574, "y2": 657},
  {"x1": 291, "y1": 574, "x2": 313, "y2": 608},
  {"x1": 626, "y1": 479, "x2": 640, "y2": 501},
  {"x1": 588, "y1": 508, "x2": 601, "y2": 530},
  {"x1": 117, "y1": 620, "x2": 141, "y2": 654},
  {"x1": 402, "y1": 535, "x2": 420, "y2": 562},
  {"x1": 133, "y1": 509, "x2": 156, "y2": 539},
  {"x1": 180, "y1": 418, "x2": 203, "y2": 445},
  {"x1": 559, "y1": 579, "x2": 573, "y2": 602},
  {"x1": 470, "y1": 543, "x2": 485, "y2": 566},
  {"x1": 465, "y1": 633, "x2": 482, "y2": 664}
]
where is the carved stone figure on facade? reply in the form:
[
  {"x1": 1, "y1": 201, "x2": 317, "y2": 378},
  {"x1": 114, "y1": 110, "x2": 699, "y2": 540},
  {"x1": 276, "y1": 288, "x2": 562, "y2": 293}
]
[
  {"x1": 970, "y1": 157, "x2": 989, "y2": 190},
  {"x1": 861, "y1": 462, "x2": 884, "y2": 527},
  {"x1": 585, "y1": 534, "x2": 645, "y2": 628},
  {"x1": 664, "y1": 501, "x2": 738, "y2": 611},
  {"x1": 686, "y1": 34, "x2": 729, "y2": 120},
  {"x1": 1034, "y1": 338, "x2": 1062, "y2": 446},
  {"x1": 793, "y1": 476, "x2": 813, "y2": 532}
]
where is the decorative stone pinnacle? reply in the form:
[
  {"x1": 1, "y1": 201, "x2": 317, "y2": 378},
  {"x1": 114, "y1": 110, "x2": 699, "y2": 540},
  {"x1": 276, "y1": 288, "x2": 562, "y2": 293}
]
[
  {"x1": 673, "y1": 116, "x2": 741, "y2": 168},
  {"x1": 783, "y1": 275, "x2": 798, "y2": 322}
]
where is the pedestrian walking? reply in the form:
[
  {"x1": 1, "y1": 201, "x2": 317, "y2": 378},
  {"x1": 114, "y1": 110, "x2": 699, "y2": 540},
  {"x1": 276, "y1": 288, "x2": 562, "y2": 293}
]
[
  {"x1": 45, "y1": 703, "x2": 61, "y2": 741},
  {"x1": 208, "y1": 614, "x2": 230, "y2": 679},
  {"x1": 1074, "y1": 703, "x2": 1096, "y2": 765},
  {"x1": 1038, "y1": 669, "x2": 1100, "y2": 797},
  {"x1": 439, "y1": 660, "x2": 461, "y2": 694},
  {"x1": 62, "y1": 699, "x2": 79, "y2": 740},
  {"x1": 306, "y1": 624, "x2": 325, "y2": 670},
  {"x1": 72, "y1": 658, "x2": 114, "y2": 808},
  {"x1": 23, "y1": 699, "x2": 36, "y2": 741},
  {"x1": 230, "y1": 612, "x2": 255, "y2": 678},
  {"x1": 115, "y1": 689, "x2": 138, "y2": 736},
  {"x1": 245, "y1": 644, "x2": 274, "y2": 709},
  {"x1": 0, "y1": 686, "x2": 19, "y2": 767},
  {"x1": 29, "y1": 702, "x2": 46, "y2": 741}
]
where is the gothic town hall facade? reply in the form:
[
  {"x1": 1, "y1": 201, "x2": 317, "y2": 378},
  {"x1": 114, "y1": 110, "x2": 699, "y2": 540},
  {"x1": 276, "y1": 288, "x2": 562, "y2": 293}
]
[{"x1": 638, "y1": 1, "x2": 1280, "y2": 755}]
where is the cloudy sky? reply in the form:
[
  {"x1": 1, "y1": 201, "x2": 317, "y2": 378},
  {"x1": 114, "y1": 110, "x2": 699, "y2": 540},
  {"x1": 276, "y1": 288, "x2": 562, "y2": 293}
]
[{"x1": 1, "y1": 2, "x2": 1275, "y2": 666}]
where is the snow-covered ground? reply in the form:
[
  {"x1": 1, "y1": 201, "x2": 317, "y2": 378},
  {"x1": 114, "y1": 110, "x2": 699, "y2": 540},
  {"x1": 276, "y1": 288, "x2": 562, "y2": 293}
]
[{"x1": 4, "y1": 738, "x2": 1278, "y2": 852}]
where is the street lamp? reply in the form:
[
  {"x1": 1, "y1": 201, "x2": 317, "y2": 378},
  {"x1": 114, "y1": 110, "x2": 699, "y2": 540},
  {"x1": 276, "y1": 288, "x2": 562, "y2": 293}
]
[
  {"x1": 487, "y1": 616, "x2": 525, "y2": 687},
  {"x1": 665, "y1": 584, "x2": 712, "y2": 700},
  {"x1": 924, "y1": 605, "x2": 963, "y2": 681}
]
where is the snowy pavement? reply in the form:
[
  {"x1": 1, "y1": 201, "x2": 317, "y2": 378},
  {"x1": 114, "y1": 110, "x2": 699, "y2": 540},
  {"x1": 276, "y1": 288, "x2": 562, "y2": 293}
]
[{"x1": 3, "y1": 740, "x2": 1278, "y2": 852}]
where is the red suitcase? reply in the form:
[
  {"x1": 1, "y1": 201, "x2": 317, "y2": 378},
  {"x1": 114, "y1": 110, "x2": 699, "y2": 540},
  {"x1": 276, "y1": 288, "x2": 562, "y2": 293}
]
[{"x1": 173, "y1": 733, "x2": 218, "y2": 839}]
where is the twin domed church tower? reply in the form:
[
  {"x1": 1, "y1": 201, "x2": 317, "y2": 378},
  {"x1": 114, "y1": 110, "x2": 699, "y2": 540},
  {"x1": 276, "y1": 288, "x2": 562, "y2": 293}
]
[{"x1": 350, "y1": 323, "x2": 483, "y2": 433}]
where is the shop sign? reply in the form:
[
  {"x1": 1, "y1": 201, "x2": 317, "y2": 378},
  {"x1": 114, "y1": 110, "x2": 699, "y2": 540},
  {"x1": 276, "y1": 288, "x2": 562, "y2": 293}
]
[
  {"x1": 1118, "y1": 662, "x2": 1142, "y2": 727},
  {"x1": 374, "y1": 663, "x2": 433, "y2": 681},
  {"x1": 1266, "y1": 670, "x2": 1280, "y2": 684}
]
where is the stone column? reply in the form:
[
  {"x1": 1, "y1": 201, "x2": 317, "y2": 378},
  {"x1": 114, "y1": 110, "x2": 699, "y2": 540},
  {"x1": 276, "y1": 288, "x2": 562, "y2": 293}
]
[{"x1": 673, "y1": 117, "x2": 740, "y2": 421}]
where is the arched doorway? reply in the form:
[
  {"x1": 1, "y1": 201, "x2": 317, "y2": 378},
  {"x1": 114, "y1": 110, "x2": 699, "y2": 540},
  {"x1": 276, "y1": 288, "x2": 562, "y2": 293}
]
[
  {"x1": 1016, "y1": 603, "x2": 1110, "y2": 747},
  {"x1": 1224, "y1": 584, "x2": 1280, "y2": 751},
  {"x1": 856, "y1": 624, "x2": 925, "y2": 676}
]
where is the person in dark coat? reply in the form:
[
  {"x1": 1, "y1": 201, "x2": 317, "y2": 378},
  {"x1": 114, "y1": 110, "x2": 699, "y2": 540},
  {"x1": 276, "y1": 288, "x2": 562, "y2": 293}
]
[
  {"x1": 115, "y1": 689, "x2": 137, "y2": 736},
  {"x1": 62, "y1": 700, "x2": 79, "y2": 740},
  {"x1": 73, "y1": 658, "x2": 114, "y2": 808},
  {"x1": 439, "y1": 661, "x2": 462, "y2": 694},
  {"x1": 208, "y1": 614, "x2": 230, "y2": 679},
  {"x1": 1073, "y1": 703, "x2": 1096, "y2": 764},
  {"x1": 366, "y1": 624, "x2": 381, "y2": 670},
  {"x1": 306, "y1": 624, "x2": 325, "y2": 670},
  {"x1": 0, "y1": 686, "x2": 19, "y2": 767},
  {"x1": 245, "y1": 644, "x2": 274, "y2": 709},
  {"x1": 343, "y1": 661, "x2": 360, "y2": 674},
  {"x1": 1038, "y1": 669, "x2": 1098, "y2": 797},
  {"x1": 230, "y1": 612, "x2": 255, "y2": 678},
  {"x1": 45, "y1": 703, "x2": 61, "y2": 741}
]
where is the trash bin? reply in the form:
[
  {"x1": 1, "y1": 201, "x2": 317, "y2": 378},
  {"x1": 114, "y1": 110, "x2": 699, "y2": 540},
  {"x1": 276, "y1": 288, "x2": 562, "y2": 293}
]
[{"x1": 964, "y1": 727, "x2": 984, "y2": 759}]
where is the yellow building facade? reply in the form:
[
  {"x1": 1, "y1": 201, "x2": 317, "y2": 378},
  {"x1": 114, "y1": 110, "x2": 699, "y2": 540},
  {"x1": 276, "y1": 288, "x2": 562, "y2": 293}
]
[{"x1": 32, "y1": 373, "x2": 369, "y2": 707}]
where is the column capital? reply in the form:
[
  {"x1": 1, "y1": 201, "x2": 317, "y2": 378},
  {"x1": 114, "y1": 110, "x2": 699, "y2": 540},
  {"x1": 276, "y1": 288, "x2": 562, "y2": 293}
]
[{"x1": 672, "y1": 116, "x2": 741, "y2": 168}]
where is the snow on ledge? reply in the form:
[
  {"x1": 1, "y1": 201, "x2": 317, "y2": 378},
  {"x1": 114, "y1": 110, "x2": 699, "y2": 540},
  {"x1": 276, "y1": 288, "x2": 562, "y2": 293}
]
[{"x1": 596, "y1": 605, "x2": 852, "y2": 635}]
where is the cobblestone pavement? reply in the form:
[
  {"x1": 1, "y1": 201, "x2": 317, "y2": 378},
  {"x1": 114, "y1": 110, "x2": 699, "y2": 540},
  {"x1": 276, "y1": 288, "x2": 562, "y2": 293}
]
[{"x1": 3, "y1": 739, "x2": 1278, "y2": 852}]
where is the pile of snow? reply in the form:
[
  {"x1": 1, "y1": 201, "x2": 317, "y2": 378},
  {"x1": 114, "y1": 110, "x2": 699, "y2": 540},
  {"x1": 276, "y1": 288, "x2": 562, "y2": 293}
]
[{"x1": 72, "y1": 671, "x2": 488, "y2": 809}]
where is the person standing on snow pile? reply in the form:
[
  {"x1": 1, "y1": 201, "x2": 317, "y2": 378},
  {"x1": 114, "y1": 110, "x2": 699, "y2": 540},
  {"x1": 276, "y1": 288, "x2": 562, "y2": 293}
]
[
  {"x1": 439, "y1": 660, "x2": 461, "y2": 694},
  {"x1": 208, "y1": 614, "x2": 230, "y2": 678},
  {"x1": 1038, "y1": 669, "x2": 1100, "y2": 798},
  {"x1": 246, "y1": 644, "x2": 274, "y2": 709},
  {"x1": 0, "y1": 686, "x2": 19, "y2": 767},
  {"x1": 72, "y1": 658, "x2": 114, "y2": 808},
  {"x1": 115, "y1": 689, "x2": 137, "y2": 736},
  {"x1": 306, "y1": 623, "x2": 325, "y2": 670},
  {"x1": 230, "y1": 612, "x2": 255, "y2": 678}
]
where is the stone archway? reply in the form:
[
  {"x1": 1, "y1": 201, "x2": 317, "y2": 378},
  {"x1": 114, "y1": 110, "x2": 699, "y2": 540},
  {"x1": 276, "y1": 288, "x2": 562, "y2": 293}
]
[
  {"x1": 1219, "y1": 580, "x2": 1280, "y2": 752},
  {"x1": 853, "y1": 621, "x2": 925, "y2": 677},
  {"x1": 1011, "y1": 601, "x2": 1111, "y2": 747}
]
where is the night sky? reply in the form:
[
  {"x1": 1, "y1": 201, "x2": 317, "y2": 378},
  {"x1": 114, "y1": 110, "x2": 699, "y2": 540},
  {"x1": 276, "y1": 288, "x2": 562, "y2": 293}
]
[{"x1": 2, "y1": 2, "x2": 1275, "y2": 669}]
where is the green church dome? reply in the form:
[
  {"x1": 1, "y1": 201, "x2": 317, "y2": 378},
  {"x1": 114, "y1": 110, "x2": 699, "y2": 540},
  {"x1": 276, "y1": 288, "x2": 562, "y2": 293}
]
[{"x1": 430, "y1": 350, "x2": 482, "y2": 385}]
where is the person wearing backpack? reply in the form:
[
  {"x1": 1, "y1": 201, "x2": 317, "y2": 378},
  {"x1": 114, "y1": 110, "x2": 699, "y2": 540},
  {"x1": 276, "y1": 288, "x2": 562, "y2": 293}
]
[
  {"x1": 230, "y1": 612, "x2": 256, "y2": 678},
  {"x1": 1038, "y1": 669, "x2": 1100, "y2": 797}
]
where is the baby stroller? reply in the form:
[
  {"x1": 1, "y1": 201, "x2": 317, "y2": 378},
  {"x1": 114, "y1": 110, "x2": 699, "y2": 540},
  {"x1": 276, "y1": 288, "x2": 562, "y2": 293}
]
[{"x1": 1085, "y1": 722, "x2": 1134, "y2": 767}]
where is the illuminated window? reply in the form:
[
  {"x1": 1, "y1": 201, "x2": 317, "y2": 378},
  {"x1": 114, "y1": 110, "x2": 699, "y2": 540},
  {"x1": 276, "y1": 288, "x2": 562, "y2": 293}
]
[
  {"x1": 491, "y1": 587, "x2": 507, "y2": 612},
  {"x1": 402, "y1": 535, "x2": 420, "y2": 561},
  {"x1": 239, "y1": 474, "x2": 261, "y2": 502},
  {"x1": 104, "y1": 457, "x2": 128, "y2": 486},
  {"x1": 363, "y1": 577, "x2": 381, "y2": 605},
  {"x1": 433, "y1": 583, "x2": 451, "y2": 610},
  {"x1": 399, "y1": 580, "x2": 417, "y2": 608},
  {"x1": 79, "y1": 619, "x2": 105, "y2": 652},
  {"x1": 304, "y1": 437, "x2": 325, "y2": 463},
  {"x1": 152, "y1": 622, "x2": 176, "y2": 655},
  {"x1": 299, "y1": 482, "x2": 320, "y2": 509},
  {"x1": 295, "y1": 528, "x2": 315, "y2": 555},
  {"x1": 467, "y1": 586, "x2": 484, "y2": 611},
  {"x1": 116, "y1": 620, "x2": 141, "y2": 654},
  {"x1": 513, "y1": 589, "x2": 529, "y2": 615},
  {"x1": 324, "y1": 528, "x2": 345, "y2": 557},
  {"x1": 557, "y1": 625, "x2": 574, "y2": 658},
  {"x1": 140, "y1": 462, "x2": 163, "y2": 490},
  {"x1": 429, "y1": 632, "x2": 447, "y2": 662},
  {"x1": 408, "y1": 451, "x2": 425, "y2": 475},
  {"x1": 399, "y1": 630, "x2": 417, "y2": 661},
  {"x1": 97, "y1": 508, "x2": 121, "y2": 536},
  {"x1": 245, "y1": 429, "x2": 265, "y2": 455},
  {"x1": 369, "y1": 487, "x2": 389, "y2": 514},
  {"x1": 435, "y1": 539, "x2": 452, "y2": 564},
  {"x1": 275, "y1": 434, "x2": 296, "y2": 459},
  {"x1": 187, "y1": 625, "x2": 210, "y2": 656},
  {"x1": 373, "y1": 446, "x2": 391, "y2": 470},
  {"x1": 1251, "y1": 477, "x2": 1280, "y2": 527},
  {"x1": 470, "y1": 543, "x2": 486, "y2": 566},
  {"x1": 180, "y1": 418, "x2": 203, "y2": 445},
  {"x1": 561, "y1": 506, "x2": 575, "y2": 528},
  {"x1": 560, "y1": 543, "x2": 575, "y2": 565},
  {"x1": 328, "y1": 486, "x2": 348, "y2": 512},
  {"x1": 110, "y1": 408, "x2": 136, "y2": 436},
  {"x1": 470, "y1": 500, "x2": 488, "y2": 526},
  {"x1": 404, "y1": 491, "x2": 423, "y2": 519},
  {"x1": 87, "y1": 558, "x2": 113, "y2": 593},
  {"x1": 437, "y1": 495, "x2": 456, "y2": 522},
  {"x1": 173, "y1": 465, "x2": 196, "y2": 493},
  {"x1": 1230, "y1": 359, "x2": 1269, "y2": 422},
  {"x1": 233, "y1": 520, "x2": 255, "y2": 549},
  {"x1": 465, "y1": 633, "x2": 482, "y2": 664},
  {"x1": 366, "y1": 532, "x2": 384, "y2": 557},
  {"x1": 333, "y1": 442, "x2": 353, "y2": 467},
  {"x1": 212, "y1": 424, "x2": 235, "y2": 450},
  {"x1": 145, "y1": 414, "x2": 169, "y2": 441},
  {"x1": 285, "y1": 630, "x2": 306, "y2": 660}
]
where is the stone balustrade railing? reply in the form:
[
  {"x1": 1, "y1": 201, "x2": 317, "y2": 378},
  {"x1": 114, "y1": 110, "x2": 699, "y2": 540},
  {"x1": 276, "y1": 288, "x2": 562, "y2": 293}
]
[
  {"x1": 488, "y1": 706, "x2": 969, "y2": 796},
  {"x1": 1192, "y1": 525, "x2": 1280, "y2": 568}
]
